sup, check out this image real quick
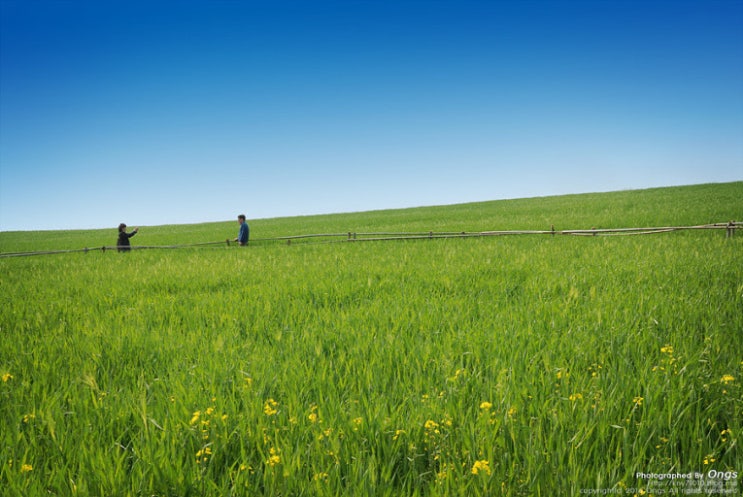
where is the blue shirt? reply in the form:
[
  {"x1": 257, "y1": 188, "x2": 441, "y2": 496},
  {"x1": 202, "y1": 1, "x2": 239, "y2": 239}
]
[{"x1": 238, "y1": 221, "x2": 249, "y2": 244}]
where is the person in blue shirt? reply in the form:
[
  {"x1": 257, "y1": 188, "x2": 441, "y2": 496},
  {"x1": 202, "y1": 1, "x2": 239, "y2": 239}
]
[{"x1": 234, "y1": 214, "x2": 249, "y2": 246}]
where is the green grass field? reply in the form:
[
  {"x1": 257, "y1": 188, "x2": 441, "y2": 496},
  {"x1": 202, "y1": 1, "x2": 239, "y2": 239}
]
[{"x1": 1, "y1": 182, "x2": 741, "y2": 496}]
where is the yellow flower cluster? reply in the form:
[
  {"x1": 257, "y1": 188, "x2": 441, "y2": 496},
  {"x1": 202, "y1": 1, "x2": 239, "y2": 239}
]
[
  {"x1": 720, "y1": 428, "x2": 732, "y2": 443},
  {"x1": 471, "y1": 459, "x2": 491, "y2": 476},
  {"x1": 479, "y1": 401, "x2": 499, "y2": 424},
  {"x1": 437, "y1": 462, "x2": 456, "y2": 482},
  {"x1": 195, "y1": 447, "x2": 212, "y2": 464},
  {"x1": 264, "y1": 398, "x2": 279, "y2": 416},
  {"x1": 2, "y1": 373, "x2": 12, "y2": 383},
  {"x1": 449, "y1": 368, "x2": 467, "y2": 382},
  {"x1": 588, "y1": 363, "x2": 602, "y2": 378},
  {"x1": 352, "y1": 417, "x2": 363, "y2": 431},
  {"x1": 267, "y1": 447, "x2": 281, "y2": 467},
  {"x1": 653, "y1": 345, "x2": 678, "y2": 373},
  {"x1": 191, "y1": 405, "x2": 221, "y2": 442},
  {"x1": 424, "y1": 419, "x2": 440, "y2": 435},
  {"x1": 569, "y1": 393, "x2": 583, "y2": 402},
  {"x1": 316, "y1": 427, "x2": 334, "y2": 441},
  {"x1": 190, "y1": 410, "x2": 201, "y2": 425},
  {"x1": 655, "y1": 436, "x2": 670, "y2": 449},
  {"x1": 720, "y1": 374, "x2": 735, "y2": 384}
]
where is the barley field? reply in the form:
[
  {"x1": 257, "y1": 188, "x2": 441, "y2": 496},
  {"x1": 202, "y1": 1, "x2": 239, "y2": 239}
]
[{"x1": 1, "y1": 183, "x2": 741, "y2": 496}]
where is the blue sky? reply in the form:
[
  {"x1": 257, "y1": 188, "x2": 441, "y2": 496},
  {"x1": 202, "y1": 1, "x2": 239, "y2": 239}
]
[{"x1": 1, "y1": 0, "x2": 741, "y2": 231}]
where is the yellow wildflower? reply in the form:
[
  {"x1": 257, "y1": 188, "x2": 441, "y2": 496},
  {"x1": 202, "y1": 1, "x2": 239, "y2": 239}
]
[
  {"x1": 479, "y1": 401, "x2": 493, "y2": 410},
  {"x1": 21, "y1": 464, "x2": 33, "y2": 473},
  {"x1": 393, "y1": 429, "x2": 405, "y2": 440},
  {"x1": 507, "y1": 407, "x2": 517, "y2": 418},
  {"x1": 720, "y1": 375, "x2": 735, "y2": 384},
  {"x1": 2, "y1": 373, "x2": 12, "y2": 383},
  {"x1": 190, "y1": 411, "x2": 201, "y2": 425},
  {"x1": 471, "y1": 459, "x2": 491, "y2": 476},
  {"x1": 424, "y1": 419, "x2": 439, "y2": 431},
  {"x1": 633, "y1": 396, "x2": 644, "y2": 406},
  {"x1": 264, "y1": 399, "x2": 278, "y2": 416},
  {"x1": 313, "y1": 472, "x2": 329, "y2": 481},
  {"x1": 660, "y1": 345, "x2": 673, "y2": 355},
  {"x1": 569, "y1": 393, "x2": 583, "y2": 402},
  {"x1": 267, "y1": 447, "x2": 281, "y2": 466},
  {"x1": 195, "y1": 447, "x2": 212, "y2": 459},
  {"x1": 308, "y1": 412, "x2": 318, "y2": 423}
]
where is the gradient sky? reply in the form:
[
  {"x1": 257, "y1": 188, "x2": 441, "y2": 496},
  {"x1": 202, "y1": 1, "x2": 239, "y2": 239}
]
[{"x1": 1, "y1": 0, "x2": 741, "y2": 231}]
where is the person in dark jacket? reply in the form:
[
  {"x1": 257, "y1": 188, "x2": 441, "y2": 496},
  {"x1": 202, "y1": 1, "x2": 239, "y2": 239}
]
[
  {"x1": 117, "y1": 223, "x2": 139, "y2": 252},
  {"x1": 234, "y1": 214, "x2": 249, "y2": 246}
]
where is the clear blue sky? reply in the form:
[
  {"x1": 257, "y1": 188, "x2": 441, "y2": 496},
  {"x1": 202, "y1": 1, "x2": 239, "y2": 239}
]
[{"x1": 1, "y1": 0, "x2": 741, "y2": 231}]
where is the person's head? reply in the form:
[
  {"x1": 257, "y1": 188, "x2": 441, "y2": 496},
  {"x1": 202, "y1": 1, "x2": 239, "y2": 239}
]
[
  {"x1": 118, "y1": 223, "x2": 127, "y2": 232},
  {"x1": 237, "y1": 214, "x2": 246, "y2": 224}
]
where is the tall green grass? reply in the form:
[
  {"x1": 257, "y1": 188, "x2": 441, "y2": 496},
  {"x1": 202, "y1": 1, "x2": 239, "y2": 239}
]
[{"x1": 1, "y1": 183, "x2": 741, "y2": 496}]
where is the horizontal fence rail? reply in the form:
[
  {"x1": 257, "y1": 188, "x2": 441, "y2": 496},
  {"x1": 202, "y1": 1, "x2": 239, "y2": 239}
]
[{"x1": 1, "y1": 221, "x2": 740, "y2": 258}]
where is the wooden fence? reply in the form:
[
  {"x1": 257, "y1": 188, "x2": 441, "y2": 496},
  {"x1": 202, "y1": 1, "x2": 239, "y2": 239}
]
[{"x1": 0, "y1": 221, "x2": 740, "y2": 258}]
